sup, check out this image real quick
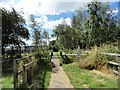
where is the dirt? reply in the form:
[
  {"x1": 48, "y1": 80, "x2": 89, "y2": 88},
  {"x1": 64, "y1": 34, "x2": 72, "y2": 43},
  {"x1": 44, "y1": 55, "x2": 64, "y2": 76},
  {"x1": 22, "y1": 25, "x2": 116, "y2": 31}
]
[
  {"x1": 48, "y1": 53, "x2": 73, "y2": 88},
  {"x1": 90, "y1": 69, "x2": 118, "y2": 79}
]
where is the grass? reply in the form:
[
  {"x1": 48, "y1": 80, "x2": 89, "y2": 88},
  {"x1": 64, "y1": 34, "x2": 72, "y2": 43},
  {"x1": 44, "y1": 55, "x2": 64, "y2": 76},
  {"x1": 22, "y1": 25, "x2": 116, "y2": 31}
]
[
  {"x1": 55, "y1": 52, "x2": 63, "y2": 66},
  {"x1": 34, "y1": 58, "x2": 53, "y2": 88},
  {"x1": 62, "y1": 63, "x2": 118, "y2": 88},
  {"x1": 2, "y1": 53, "x2": 52, "y2": 89},
  {"x1": 2, "y1": 73, "x2": 13, "y2": 88}
]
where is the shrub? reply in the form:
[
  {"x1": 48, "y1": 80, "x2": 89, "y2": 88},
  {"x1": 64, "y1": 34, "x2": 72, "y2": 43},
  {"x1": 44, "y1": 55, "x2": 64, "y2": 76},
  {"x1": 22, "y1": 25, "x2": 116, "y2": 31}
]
[
  {"x1": 79, "y1": 47, "x2": 97, "y2": 70},
  {"x1": 79, "y1": 44, "x2": 118, "y2": 70},
  {"x1": 98, "y1": 44, "x2": 118, "y2": 53},
  {"x1": 62, "y1": 55, "x2": 74, "y2": 64}
]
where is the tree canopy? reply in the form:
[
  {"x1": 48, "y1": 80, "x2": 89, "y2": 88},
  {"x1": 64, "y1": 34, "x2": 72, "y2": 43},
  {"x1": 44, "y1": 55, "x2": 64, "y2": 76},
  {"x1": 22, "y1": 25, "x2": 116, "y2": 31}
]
[
  {"x1": 53, "y1": 1, "x2": 118, "y2": 50},
  {"x1": 2, "y1": 8, "x2": 30, "y2": 54}
]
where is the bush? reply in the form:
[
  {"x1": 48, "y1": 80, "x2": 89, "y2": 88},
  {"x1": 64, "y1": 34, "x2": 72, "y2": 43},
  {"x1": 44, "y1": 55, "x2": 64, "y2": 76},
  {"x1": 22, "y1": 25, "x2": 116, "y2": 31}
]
[
  {"x1": 79, "y1": 47, "x2": 97, "y2": 70},
  {"x1": 98, "y1": 44, "x2": 118, "y2": 53},
  {"x1": 62, "y1": 55, "x2": 74, "y2": 64},
  {"x1": 79, "y1": 44, "x2": 118, "y2": 70}
]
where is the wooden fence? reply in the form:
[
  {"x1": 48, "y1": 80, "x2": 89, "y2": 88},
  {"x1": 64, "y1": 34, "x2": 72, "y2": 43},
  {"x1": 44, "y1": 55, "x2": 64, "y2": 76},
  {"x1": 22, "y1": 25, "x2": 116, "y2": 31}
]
[
  {"x1": 13, "y1": 55, "x2": 37, "y2": 89},
  {"x1": 62, "y1": 52, "x2": 120, "y2": 75}
]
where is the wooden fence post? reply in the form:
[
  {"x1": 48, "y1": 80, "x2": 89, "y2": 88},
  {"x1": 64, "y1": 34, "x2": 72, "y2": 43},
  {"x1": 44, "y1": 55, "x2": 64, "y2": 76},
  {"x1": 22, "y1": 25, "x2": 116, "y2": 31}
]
[
  {"x1": 118, "y1": 56, "x2": 120, "y2": 88},
  {"x1": 31, "y1": 66, "x2": 33, "y2": 84},
  {"x1": 14, "y1": 60, "x2": 18, "y2": 90},
  {"x1": 23, "y1": 65, "x2": 27, "y2": 87}
]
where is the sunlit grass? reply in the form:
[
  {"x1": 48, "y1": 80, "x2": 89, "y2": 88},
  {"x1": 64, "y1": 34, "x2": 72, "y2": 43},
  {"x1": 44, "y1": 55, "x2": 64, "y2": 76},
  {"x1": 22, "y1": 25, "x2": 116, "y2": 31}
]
[
  {"x1": 2, "y1": 73, "x2": 13, "y2": 88},
  {"x1": 63, "y1": 63, "x2": 118, "y2": 88}
]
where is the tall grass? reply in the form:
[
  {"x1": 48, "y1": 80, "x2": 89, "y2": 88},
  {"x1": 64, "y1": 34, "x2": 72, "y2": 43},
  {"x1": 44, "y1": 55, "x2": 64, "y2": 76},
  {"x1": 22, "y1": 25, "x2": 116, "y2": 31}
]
[
  {"x1": 79, "y1": 46, "x2": 97, "y2": 70},
  {"x1": 79, "y1": 44, "x2": 118, "y2": 70}
]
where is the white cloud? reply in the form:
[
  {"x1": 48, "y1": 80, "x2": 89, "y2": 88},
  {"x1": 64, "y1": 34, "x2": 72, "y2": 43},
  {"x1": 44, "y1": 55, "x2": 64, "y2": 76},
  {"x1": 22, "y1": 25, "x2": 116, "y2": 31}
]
[
  {"x1": 107, "y1": 9, "x2": 118, "y2": 14},
  {"x1": 112, "y1": 9, "x2": 118, "y2": 13},
  {"x1": 41, "y1": 17, "x2": 72, "y2": 30},
  {"x1": 23, "y1": 39, "x2": 33, "y2": 46},
  {"x1": 0, "y1": 0, "x2": 86, "y2": 16},
  {"x1": 1, "y1": 0, "x2": 119, "y2": 16}
]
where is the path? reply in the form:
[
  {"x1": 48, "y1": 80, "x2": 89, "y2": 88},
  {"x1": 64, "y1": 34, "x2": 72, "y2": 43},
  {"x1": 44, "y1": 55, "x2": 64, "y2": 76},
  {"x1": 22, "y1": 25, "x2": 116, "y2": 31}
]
[{"x1": 48, "y1": 52, "x2": 73, "y2": 88}]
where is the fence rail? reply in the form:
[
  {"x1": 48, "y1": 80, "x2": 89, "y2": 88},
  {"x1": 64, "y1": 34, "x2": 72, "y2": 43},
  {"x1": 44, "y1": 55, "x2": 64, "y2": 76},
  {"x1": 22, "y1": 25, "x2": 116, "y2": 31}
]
[
  {"x1": 100, "y1": 53, "x2": 120, "y2": 57},
  {"x1": 108, "y1": 61, "x2": 120, "y2": 66},
  {"x1": 62, "y1": 51, "x2": 120, "y2": 75}
]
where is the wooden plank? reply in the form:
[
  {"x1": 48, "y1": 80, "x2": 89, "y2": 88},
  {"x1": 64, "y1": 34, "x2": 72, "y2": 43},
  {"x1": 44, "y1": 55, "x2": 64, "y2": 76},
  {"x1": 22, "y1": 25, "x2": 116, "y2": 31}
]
[
  {"x1": 23, "y1": 65, "x2": 27, "y2": 86},
  {"x1": 23, "y1": 60, "x2": 36, "y2": 71},
  {"x1": 13, "y1": 54, "x2": 35, "y2": 89},
  {"x1": 66, "y1": 54, "x2": 77, "y2": 56},
  {"x1": 18, "y1": 69, "x2": 23, "y2": 74},
  {"x1": 101, "y1": 53, "x2": 120, "y2": 57},
  {"x1": 108, "y1": 61, "x2": 120, "y2": 66},
  {"x1": 112, "y1": 70, "x2": 120, "y2": 75},
  {"x1": 13, "y1": 59, "x2": 18, "y2": 89},
  {"x1": 63, "y1": 54, "x2": 85, "y2": 56}
]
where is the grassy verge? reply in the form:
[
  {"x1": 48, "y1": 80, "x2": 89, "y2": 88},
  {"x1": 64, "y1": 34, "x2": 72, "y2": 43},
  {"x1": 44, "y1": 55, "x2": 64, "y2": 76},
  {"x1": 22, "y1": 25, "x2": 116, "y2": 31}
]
[
  {"x1": 34, "y1": 58, "x2": 53, "y2": 88},
  {"x1": 2, "y1": 73, "x2": 13, "y2": 88},
  {"x1": 2, "y1": 53, "x2": 52, "y2": 89},
  {"x1": 63, "y1": 63, "x2": 118, "y2": 88}
]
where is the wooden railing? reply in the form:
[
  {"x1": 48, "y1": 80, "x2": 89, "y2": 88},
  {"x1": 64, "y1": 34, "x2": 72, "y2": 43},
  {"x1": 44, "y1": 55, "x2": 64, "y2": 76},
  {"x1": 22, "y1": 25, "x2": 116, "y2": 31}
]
[
  {"x1": 13, "y1": 55, "x2": 37, "y2": 89},
  {"x1": 62, "y1": 52, "x2": 120, "y2": 75},
  {"x1": 108, "y1": 61, "x2": 120, "y2": 75}
]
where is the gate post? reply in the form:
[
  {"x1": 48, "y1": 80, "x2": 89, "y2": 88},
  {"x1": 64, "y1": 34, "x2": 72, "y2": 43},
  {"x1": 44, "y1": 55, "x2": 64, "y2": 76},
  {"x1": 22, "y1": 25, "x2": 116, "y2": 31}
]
[
  {"x1": 23, "y1": 65, "x2": 27, "y2": 88},
  {"x1": 13, "y1": 60, "x2": 18, "y2": 90}
]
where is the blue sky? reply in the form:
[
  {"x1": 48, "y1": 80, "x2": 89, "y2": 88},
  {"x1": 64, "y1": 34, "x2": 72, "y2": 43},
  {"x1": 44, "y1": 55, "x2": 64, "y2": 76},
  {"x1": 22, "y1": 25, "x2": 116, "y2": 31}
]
[{"x1": 0, "y1": 0, "x2": 119, "y2": 45}]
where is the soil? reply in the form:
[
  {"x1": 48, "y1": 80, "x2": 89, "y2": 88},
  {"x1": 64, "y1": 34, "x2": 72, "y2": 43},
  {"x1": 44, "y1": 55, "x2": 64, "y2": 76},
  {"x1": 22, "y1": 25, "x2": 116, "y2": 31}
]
[{"x1": 90, "y1": 69, "x2": 118, "y2": 79}]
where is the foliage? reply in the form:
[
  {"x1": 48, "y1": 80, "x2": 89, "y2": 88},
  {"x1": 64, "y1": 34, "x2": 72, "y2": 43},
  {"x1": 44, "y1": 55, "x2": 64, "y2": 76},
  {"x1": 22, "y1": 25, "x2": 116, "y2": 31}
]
[
  {"x1": 97, "y1": 44, "x2": 119, "y2": 53},
  {"x1": 53, "y1": 19, "x2": 78, "y2": 50},
  {"x1": 53, "y1": 1, "x2": 118, "y2": 50},
  {"x1": 42, "y1": 30, "x2": 49, "y2": 46},
  {"x1": 63, "y1": 63, "x2": 118, "y2": 88},
  {"x1": 2, "y1": 73, "x2": 13, "y2": 88},
  {"x1": 79, "y1": 47, "x2": 98, "y2": 70},
  {"x1": 86, "y1": 1, "x2": 118, "y2": 46},
  {"x1": 34, "y1": 54, "x2": 53, "y2": 88},
  {"x1": 2, "y1": 8, "x2": 29, "y2": 55},
  {"x1": 30, "y1": 15, "x2": 41, "y2": 52},
  {"x1": 79, "y1": 45, "x2": 118, "y2": 70}
]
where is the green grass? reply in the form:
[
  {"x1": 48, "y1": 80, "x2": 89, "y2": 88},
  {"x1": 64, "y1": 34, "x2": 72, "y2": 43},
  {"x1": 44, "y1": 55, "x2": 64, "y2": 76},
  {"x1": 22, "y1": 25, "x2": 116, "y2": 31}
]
[
  {"x1": 63, "y1": 63, "x2": 118, "y2": 88},
  {"x1": 55, "y1": 52, "x2": 60, "y2": 56},
  {"x1": 2, "y1": 54, "x2": 52, "y2": 89},
  {"x1": 2, "y1": 73, "x2": 13, "y2": 88},
  {"x1": 55, "y1": 52, "x2": 63, "y2": 66},
  {"x1": 34, "y1": 59, "x2": 53, "y2": 88}
]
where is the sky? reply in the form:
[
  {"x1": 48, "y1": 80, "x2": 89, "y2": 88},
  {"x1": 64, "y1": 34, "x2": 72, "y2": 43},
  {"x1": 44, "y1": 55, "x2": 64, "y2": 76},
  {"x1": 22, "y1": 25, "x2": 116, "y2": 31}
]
[{"x1": 0, "y1": 0, "x2": 119, "y2": 45}]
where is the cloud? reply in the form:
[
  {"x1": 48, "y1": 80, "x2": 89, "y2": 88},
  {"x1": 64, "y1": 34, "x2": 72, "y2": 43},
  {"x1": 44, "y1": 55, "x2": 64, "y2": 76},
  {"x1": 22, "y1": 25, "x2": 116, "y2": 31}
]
[
  {"x1": 1, "y1": 0, "x2": 119, "y2": 16},
  {"x1": 41, "y1": 17, "x2": 72, "y2": 30},
  {"x1": 107, "y1": 9, "x2": 118, "y2": 14},
  {"x1": 37, "y1": 2, "x2": 85, "y2": 15},
  {"x1": 22, "y1": 38, "x2": 33, "y2": 46},
  {"x1": 112, "y1": 9, "x2": 118, "y2": 13},
  {"x1": 0, "y1": 0, "x2": 86, "y2": 16}
]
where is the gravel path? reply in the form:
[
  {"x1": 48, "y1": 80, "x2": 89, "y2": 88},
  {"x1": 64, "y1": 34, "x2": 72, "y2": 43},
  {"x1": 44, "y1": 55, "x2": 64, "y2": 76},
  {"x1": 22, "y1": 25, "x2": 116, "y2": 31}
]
[{"x1": 48, "y1": 53, "x2": 73, "y2": 88}]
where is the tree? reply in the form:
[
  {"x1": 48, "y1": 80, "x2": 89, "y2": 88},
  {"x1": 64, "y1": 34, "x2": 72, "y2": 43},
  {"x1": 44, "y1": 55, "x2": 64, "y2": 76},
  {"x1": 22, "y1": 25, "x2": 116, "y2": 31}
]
[
  {"x1": 87, "y1": 1, "x2": 117, "y2": 46},
  {"x1": 30, "y1": 15, "x2": 41, "y2": 52},
  {"x1": 2, "y1": 8, "x2": 29, "y2": 55},
  {"x1": 72, "y1": 9, "x2": 87, "y2": 48},
  {"x1": 42, "y1": 30, "x2": 49, "y2": 45},
  {"x1": 54, "y1": 19, "x2": 77, "y2": 50}
]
